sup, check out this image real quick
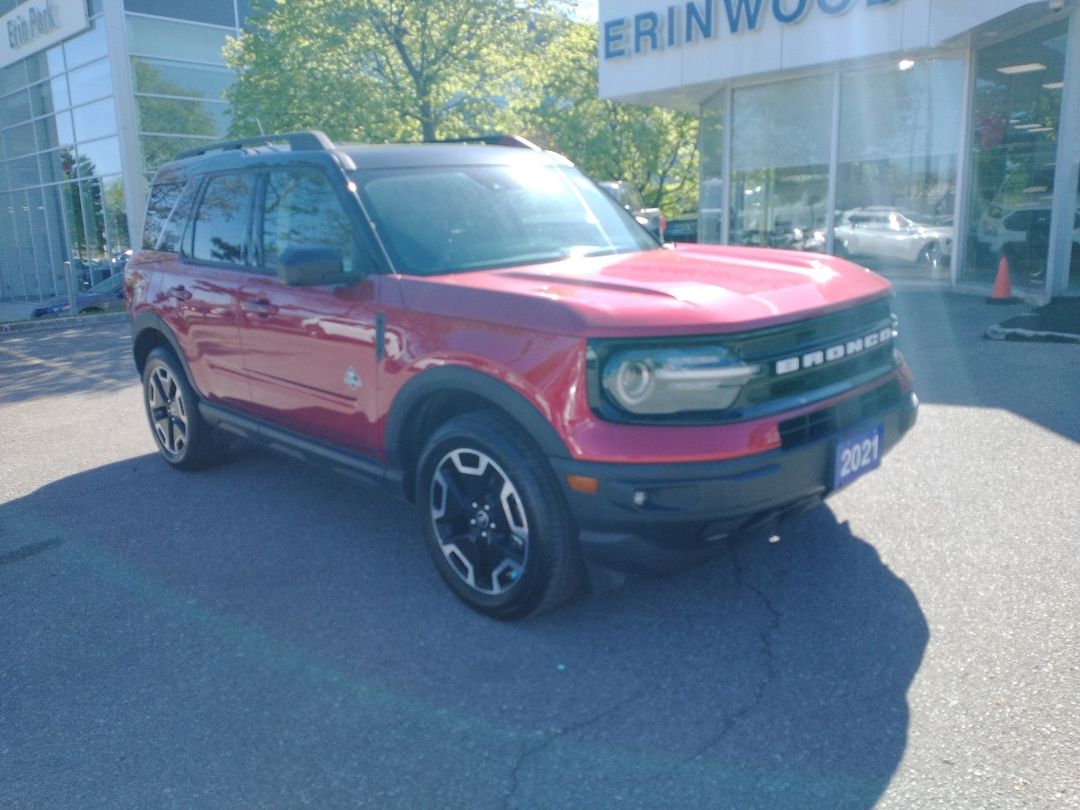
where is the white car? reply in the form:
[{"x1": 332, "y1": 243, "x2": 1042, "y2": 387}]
[
  {"x1": 978, "y1": 203, "x2": 1080, "y2": 259},
  {"x1": 835, "y1": 207, "x2": 953, "y2": 269}
]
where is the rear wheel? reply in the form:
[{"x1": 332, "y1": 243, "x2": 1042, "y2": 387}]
[
  {"x1": 416, "y1": 411, "x2": 584, "y2": 620},
  {"x1": 142, "y1": 347, "x2": 223, "y2": 470}
]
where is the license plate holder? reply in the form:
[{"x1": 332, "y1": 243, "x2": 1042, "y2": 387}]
[{"x1": 833, "y1": 424, "x2": 884, "y2": 490}]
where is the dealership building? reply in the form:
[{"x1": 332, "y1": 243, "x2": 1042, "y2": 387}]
[
  {"x1": 0, "y1": 0, "x2": 246, "y2": 302},
  {"x1": 2, "y1": 0, "x2": 1078, "y2": 304},
  {"x1": 599, "y1": 0, "x2": 1080, "y2": 297}
]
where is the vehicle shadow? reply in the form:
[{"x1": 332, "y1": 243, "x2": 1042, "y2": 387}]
[{"x1": 1, "y1": 449, "x2": 927, "y2": 809}]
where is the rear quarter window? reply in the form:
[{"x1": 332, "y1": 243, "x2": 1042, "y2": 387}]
[
  {"x1": 142, "y1": 181, "x2": 183, "y2": 249},
  {"x1": 156, "y1": 178, "x2": 201, "y2": 253}
]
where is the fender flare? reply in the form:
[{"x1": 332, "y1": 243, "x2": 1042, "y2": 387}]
[
  {"x1": 384, "y1": 366, "x2": 572, "y2": 468},
  {"x1": 130, "y1": 311, "x2": 203, "y2": 396}
]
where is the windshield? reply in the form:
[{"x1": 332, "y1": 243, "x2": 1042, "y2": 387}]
[{"x1": 351, "y1": 163, "x2": 658, "y2": 276}]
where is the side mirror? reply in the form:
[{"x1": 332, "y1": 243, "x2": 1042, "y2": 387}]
[{"x1": 277, "y1": 246, "x2": 344, "y2": 286}]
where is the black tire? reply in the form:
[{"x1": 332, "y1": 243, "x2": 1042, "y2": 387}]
[
  {"x1": 142, "y1": 347, "x2": 224, "y2": 470},
  {"x1": 917, "y1": 242, "x2": 942, "y2": 270},
  {"x1": 415, "y1": 411, "x2": 584, "y2": 620}
]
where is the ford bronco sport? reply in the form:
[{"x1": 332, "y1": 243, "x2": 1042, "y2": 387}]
[{"x1": 126, "y1": 131, "x2": 918, "y2": 619}]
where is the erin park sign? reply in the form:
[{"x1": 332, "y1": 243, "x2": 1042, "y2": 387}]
[
  {"x1": 602, "y1": 0, "x2": 899, "y2": 59},
  {"x1": 1, "y1": 0, "x2": 89, "y2": 70}
]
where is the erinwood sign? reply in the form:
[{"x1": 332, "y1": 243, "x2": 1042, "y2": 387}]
[
  {"x1": 1, "y1": 0, "x2": 88, "y2": 70},
  {"x1": 602, "y1": 0, "x2": 900, "y2": 59}
]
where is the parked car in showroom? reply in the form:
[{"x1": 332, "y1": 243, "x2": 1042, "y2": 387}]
[
  {"x1": 977, "y1": 203, "x2": 1080, "y2": 266},
  {"x1": 32, "y1": 271, "x2": 127, "y2": 319},
  {"x1": 835, "y1": 206, "x2": 952, "y2": 269}
]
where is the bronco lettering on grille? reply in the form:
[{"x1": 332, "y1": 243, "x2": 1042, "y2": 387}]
[{"x1": 774, "y1": 327, "x2": 893, "y2": 375}]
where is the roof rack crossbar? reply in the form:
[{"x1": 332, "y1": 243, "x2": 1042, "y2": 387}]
[
  {"x1": 436, "y1": 134, "x2": 542, "y2": 151},
  {"x1": 174, "y1": 130, "x2": 335, "y2": 160}
]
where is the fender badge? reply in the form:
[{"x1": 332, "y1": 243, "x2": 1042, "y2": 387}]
[{"x1": 344, "y1": 367, "x2": 361, "y2": 390}]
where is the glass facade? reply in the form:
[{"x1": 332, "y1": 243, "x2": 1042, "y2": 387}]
[
  {"x1": 0, "y1": 8, "x2": 124, "y2": 300},
  {"x1": 125, "y1": 10, "x2": 236, "y2": 179},
  {"x1": 965, "y1": 20, "x2": 1076, "y2": 292},
  {"x1": 694, "y1": 12, "x2": 1078, "y2": 297},
  {"x1": 730, "y1": 74, "x2": 832, "y2": 253},
  {"x1": 0, "y1": 0, "x2": 241, "y2": 303},
  {"x1": 703, "y1": 56, "x2": 965, "y2": 284}
]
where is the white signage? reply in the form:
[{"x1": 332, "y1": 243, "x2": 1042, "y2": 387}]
[{"x1": 1, "y1": 0, "x2": 89, "y2": 70}]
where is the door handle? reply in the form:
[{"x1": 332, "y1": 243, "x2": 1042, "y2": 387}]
[
  {"x1": 241, "y1": 298, "x2": 278, "y2": 317},
  {"x1": 167, "y1": 285, "x2": 192, "y2": 301}
]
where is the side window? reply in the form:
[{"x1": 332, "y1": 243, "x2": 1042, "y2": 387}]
[
  {"x1": 143, "y1": 181, "x2": 183, "y2": 249},
  {"x1": 191, "y1": 173, "x2": 254, "y2": 267},
  {"x1": 262, "y1": 168, "x2": 360, "y2": 275},
  {"x1": 157, "y1": 178, "x2": 200, "y2": 253}
]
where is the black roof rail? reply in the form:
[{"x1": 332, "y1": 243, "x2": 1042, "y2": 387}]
[
  {"x1": 436, "y1": 134, "x2": 542, "y2": 151},
  {"x1": 174, "y1": 130, "x2": 336, "y2": 160}
]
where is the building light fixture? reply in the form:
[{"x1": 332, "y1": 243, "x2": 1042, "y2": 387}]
[
  {"x1": 1014, "y1": 123, "x2": 1042, "y2": 129},
  {"x1": 1042, "y1": 81, "x2": 1064, "y2": 90},
  {"x1": 898, "y1": 59, "x2": 915, "y2": 71},
  {"x1": 1027, "y1": 127, "x2": 1054, "y2": 133},
  {"x1": 997, "y1": 62, "x2": 1047, "y2": 75}
]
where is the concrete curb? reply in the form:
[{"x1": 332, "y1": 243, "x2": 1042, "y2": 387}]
[
  {"x1": 985, "y1": 323, "x2": 1080, "y2": 344},
  {"x1": 0, "y1": 312, "x2": 129, "y2": 334}
]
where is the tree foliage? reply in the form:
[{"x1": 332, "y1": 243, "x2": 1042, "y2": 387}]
[
  {"x1": 225, "y1": 0, "x2": 546, "y2": 142},
  {"x1": 224, "y1": 1, "x2": 698, "y2": 213},
  {"x1": 521, "y1": 19, "x2": 698, "y2": 214}
]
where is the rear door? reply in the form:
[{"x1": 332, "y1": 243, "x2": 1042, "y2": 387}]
[
  {"x1": 175, "y1": 172, "x2": 258, "y2": 406},
  {"x1": 237, "y1": 166, "x2": 383, "y2": 455}
]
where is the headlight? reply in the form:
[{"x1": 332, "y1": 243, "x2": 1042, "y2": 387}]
[{"x1": 600, "y1": 346, "x2": 758, "y2": 415}]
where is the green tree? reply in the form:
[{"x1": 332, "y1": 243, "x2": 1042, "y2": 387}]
[
  {"x1": 225, "y1": 0, "x2": 548, "y2": 142},
  {"x1": 223, "y1": 2, "x2": 698, "y2": 214},
  {"x1": 522, "y1": 19, "x2": 699, "y2": 214}
]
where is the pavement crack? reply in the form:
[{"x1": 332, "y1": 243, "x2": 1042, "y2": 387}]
[
  {"x1": 685, "y1": 547, "x2": 783, "y2": 763},
  {"x1": 0, "y1": 537, "x2": 65, "y2": 566},
  {"x1": 501, "y1": 686, "x2": 649, "y2": 810}
]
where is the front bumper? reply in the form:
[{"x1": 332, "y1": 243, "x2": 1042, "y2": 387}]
[{"x1": 551, "y1": 387, "x2": 918, "y2": 571}]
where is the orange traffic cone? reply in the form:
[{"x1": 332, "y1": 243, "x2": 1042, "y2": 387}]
[{"x1": 988, "y1": 255, "x2": 1016, "y2": 304}]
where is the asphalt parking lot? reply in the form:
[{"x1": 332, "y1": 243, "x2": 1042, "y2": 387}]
[{"x1": 1, "y1": 291, "x2": 1078, "y2": 809}]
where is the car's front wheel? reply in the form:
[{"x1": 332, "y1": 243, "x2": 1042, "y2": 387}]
[
  {"x1": 142, "y1": 347, "x2": 223, "y2": 470},
  {"x1": 918, "y1": 241, "x2": 943, "y2": 270},
  {"x1": 416, "y1": 411, "x2": 584, "y2": 620}
]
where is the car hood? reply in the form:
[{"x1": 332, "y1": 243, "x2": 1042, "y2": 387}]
[{"x1": 393, "y1": 244, "x2": 892, "y2": 337}]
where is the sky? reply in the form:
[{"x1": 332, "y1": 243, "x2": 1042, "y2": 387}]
[{"x1": 574, "y1": 0, "x2": 598, "y2": 22}]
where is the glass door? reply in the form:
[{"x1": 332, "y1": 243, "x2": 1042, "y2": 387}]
[{"x1": 965, "y1": 20, "x2": 1070, "y2": 291}]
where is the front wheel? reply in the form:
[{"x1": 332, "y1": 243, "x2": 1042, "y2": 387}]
[
  {"x1": 416, "y1": 411, "x2": 584, "y2": 620},
  {"x1": 917, "y1": 242, "x2": 943, "y2": 270}
]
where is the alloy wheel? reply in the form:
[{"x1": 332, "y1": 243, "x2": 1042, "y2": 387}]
[
  {"x1": 146, "y1": 365, "x2": 188, "y2": 457},
  {"x1": 428, "y1": 448, "x2": 529, "y2": 596}
]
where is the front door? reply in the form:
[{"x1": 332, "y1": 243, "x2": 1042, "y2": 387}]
[{"x1": 238, "y1": 167, "x2": 382, "y2": 455}]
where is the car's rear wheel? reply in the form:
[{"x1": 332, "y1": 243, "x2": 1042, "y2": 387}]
[
  {"x1": 416, "y1": 411, "x2": 584, "y2": 620},
  {"x1": 142, "y1": 347, "x2": 223, "y2": 470}
]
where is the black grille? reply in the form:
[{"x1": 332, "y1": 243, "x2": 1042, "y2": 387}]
[
  {"x1": 779, "y1": 379, "x2": 903, "y2": 449},
  {"x1": 588, "y1": 296, "x2": 901, "y2": 426}
]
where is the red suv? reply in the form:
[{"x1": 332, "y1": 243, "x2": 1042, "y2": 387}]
[{"x1": 126, "y1": 131, "x2": 917, "y2": 619}]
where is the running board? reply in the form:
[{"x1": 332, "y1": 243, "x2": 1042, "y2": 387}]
[{"x1": 198, "y1": 402, "x2": 405, "y2": 494}]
